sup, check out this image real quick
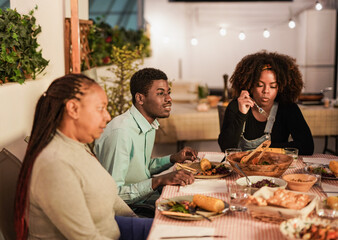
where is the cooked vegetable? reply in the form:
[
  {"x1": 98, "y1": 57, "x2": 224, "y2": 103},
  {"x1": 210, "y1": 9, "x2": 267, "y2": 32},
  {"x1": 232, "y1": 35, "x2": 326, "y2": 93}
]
[
  {"x1": 251, "y1": 179, "x2": 279, "y2": 188},
  {"x1": 297, "y1": 224, "x2": 338, "y2": 240},
  {"x1": 200, "y1": 158, "x2": 212, "y2": 171},
  {"x1": 308, "y1": 166, "x2": 336, "y2": 178},
  {"x1": 196, "y1": 164, "x2": 231, "y2": 176},
  {"x1": 193, "y1": 194, "x2": 225, "y2": 212},
  {"x1": 327, "y1": 196, "x2": 338, "y2": 210}
]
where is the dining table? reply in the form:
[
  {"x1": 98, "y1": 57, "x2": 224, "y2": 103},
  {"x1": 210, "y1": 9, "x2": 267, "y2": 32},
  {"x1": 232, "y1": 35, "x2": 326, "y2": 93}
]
[{"x1": 147, "y1": 153, "x2": 338, "y2": 240}]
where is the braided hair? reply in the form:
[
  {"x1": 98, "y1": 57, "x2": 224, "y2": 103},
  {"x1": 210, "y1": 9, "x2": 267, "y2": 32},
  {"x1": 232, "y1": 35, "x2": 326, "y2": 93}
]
[
  {"x1": 14, "y1": 74, "x2": 96, "y2": 239},
  {"x1": 230, "y1": 50, "x2": 303, "y2": 103}
]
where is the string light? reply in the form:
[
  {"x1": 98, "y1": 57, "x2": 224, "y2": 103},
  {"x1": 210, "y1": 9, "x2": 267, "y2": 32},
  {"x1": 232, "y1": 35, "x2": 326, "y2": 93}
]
[
  {"x1": 315, "y1": 1, "x2": 322, "y2": 11},
  {"x1": 184, "y1": 2, "x2": 318, "y2": 44},
  {"x1": 219, "y1": 27, "x2": 227, "y2": 36},
  {"x1": 263, "y1": 29, "x2": 270, "y2": 38},
  {"x1": 238, "y1": 31, "x2": 246, "y2": 40},
  {"x1": 288, "y1": 19, "x2": 296, "y2": 29},
  {"x1": 190, "y1": 37, "x2": 198, "y2": 46}
]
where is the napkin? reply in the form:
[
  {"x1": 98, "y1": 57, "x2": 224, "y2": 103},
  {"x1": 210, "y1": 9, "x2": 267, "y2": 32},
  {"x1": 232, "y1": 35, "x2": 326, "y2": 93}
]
[
  {"x1": 302, "y1": 157, "x2": 338, "y2": 165},
  {"x1": 321, "y1": 183, "x2": 338, "y2": 197},
  {"x1": 203, "y1": 153, "x2": 225, "y2": 163},
  {"x1": 148, "y1": 224, "x2": 215, "y2": 240},
  {"x1": 179, "y1": 179, "x2": 226, "y2": 194}
]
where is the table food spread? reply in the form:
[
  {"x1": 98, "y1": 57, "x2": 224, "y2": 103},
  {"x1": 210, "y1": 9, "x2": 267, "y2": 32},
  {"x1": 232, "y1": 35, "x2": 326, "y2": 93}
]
[{"x1": 148, "y1": 153, "x2": 338, "y2": 240}]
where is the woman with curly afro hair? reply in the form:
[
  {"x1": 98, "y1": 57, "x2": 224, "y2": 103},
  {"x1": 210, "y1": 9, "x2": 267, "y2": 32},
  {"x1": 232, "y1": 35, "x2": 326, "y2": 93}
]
[{"x1": 218, "y1": 51, "x2": 314, "y2": 155}]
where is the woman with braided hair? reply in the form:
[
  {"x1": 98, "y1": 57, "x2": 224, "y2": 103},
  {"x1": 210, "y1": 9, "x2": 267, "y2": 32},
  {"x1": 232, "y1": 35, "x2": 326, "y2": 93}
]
[
  {"x1": 218, "y1": 51, "x2": 314, "y2": 155},
  {"x1": 14, "y1": 74, "x2": 152, "y2": 240}
]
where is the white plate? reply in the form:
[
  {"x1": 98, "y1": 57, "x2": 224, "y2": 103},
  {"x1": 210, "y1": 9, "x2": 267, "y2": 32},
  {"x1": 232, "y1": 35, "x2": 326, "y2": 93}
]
[
  {"x1": 236, "y1": 176, "x2": 287, "y2": 192},
  {"x1": 156, "y1": 195, "x2": 229, "y2": 221},
  {"x1": 280, "y1": 217, "x2": 337, "y2": 240}
]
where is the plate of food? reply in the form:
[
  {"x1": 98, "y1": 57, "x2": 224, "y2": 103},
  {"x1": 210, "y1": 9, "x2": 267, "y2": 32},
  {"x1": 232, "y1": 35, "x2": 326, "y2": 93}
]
[
  {"x1": 245, "y1": 187, "x2": 318, "y2": 223},
  {"x1": 156, "y1": 194, "x2": 229, "y2": 221},
  {"x1": 176, "y1": 158, "x2": 233, "y2": 179},
  {"x1": 304, "y1": 163, "x2": 338, "y2": 180},
  {"x1": 280, "y1": 217, "x2": 338, "y2": 240}
]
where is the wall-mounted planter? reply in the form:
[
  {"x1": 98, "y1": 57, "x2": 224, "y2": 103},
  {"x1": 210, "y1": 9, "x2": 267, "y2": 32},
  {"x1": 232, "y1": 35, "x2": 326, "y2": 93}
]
[{"x1": 0, "y1": 6, "x2": 49, "y2": 84}]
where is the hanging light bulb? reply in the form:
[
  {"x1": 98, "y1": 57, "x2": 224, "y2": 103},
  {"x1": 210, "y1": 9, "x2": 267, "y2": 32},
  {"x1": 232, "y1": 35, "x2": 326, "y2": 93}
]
[
  {"x1": 190, "y1": 37, "x2": 198, "y2": 46},
  {"x1": 288, "y1": 19, "x2": 296, "y2": 29},
  {"x1": 238, "y1": 31, "x2": 246, "y2": 40},
  {"x1": 219, "y1": 27, "x2": 227, "y2": 36},
  {"x1": 263, "y1": 29, "x2": 270, "y2": 38},
  {"x1": 315, "y1": 1, "x2": 323, "y2": 11}
]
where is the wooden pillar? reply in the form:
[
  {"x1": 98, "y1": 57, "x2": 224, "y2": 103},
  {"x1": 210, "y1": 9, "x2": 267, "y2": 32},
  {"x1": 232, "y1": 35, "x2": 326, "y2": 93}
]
[{"x1": 70, "y1": 0, "x2": 80, "y2": 73}]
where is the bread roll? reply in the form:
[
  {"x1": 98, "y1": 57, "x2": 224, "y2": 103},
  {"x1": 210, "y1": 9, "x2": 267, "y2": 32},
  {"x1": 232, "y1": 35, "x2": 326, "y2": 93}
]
[
  {"x1": 200, "y1": 158, "x2": 212, "y2": 172},
  {"x1": 193, "y1": 194, "x2": 225, "y2": 212},
  {"x1": 329, "y1": 160, "x2": 338, "y2": 176},
  {"x1": 327, "y1": 196, "x2": 338, "y2": 210}
]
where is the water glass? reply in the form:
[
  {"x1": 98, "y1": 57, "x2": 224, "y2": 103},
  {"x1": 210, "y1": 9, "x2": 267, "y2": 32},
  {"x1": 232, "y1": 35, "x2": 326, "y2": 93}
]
[
  {"x1": 284, "y1": 147, "x2": 299, "y2": 161},
  {"x1": 316, "y1": 197, "x2": 337, "y2": 218},
  {"x1": 227, "y1": 183, "x2": 250, "y2": 211}
]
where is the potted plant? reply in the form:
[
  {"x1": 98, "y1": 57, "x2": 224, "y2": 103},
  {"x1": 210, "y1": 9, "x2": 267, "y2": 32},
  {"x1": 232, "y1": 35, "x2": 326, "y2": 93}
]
[
  {"x1": 101, "y1": 45, "x2": 144, "y2": 119},
  {"x1": 0, "y1": 6, "x2": 49, "y2": 84},
  {"x1": 84, "y1": 19, "x2": 150, "y2": 70}
]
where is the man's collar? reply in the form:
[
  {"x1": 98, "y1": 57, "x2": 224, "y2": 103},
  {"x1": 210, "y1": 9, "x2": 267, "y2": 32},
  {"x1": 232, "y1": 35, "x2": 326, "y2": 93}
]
[{"x1": 130, "y1": 105, "x2": 159, "y2": 133}]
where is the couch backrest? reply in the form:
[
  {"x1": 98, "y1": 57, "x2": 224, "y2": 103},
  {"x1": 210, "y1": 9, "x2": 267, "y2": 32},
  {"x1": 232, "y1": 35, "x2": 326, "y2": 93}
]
[{"x1": 0, "y1": 148, "x2": 22, "y2": 240}]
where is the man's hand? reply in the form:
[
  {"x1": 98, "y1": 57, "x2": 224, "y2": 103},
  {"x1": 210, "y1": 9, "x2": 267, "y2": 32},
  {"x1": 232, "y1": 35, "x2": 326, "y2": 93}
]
[
  {"x1": 238, "y1": 90, "x2": 254, "y2": 115},
  {"x1": 152, "y1": 170, "x2": 195, "y2": 190},
  {"x1": 170, "y1": 146, "x2": 198, "y2": 163}
]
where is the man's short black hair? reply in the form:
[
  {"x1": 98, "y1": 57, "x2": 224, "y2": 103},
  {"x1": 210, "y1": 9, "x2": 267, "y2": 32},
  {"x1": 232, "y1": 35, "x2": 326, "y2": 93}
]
[{"x1": 130, "y1": 68, "x2": 168, "y2": 104}]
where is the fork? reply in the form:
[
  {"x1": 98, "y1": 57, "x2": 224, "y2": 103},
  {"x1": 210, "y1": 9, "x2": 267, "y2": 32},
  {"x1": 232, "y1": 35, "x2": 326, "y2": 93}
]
[{"x1": 250, "y1": 98, "x2": 268, "y2": 117}]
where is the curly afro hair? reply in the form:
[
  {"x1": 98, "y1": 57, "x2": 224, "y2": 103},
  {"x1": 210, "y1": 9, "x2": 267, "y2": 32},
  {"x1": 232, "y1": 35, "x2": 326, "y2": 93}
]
[{"x1": 229, "y1": 50, "x2": 303, "y2": 103}]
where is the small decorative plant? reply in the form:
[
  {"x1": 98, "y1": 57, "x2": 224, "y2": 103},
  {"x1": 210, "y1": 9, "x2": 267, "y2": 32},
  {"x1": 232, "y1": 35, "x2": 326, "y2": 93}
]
[
  {"x1": 198, "y1": 84, "x2": 209, "y2": 99},
  {"x1": 85, "y1": 19, "x2": 150, "y2": 70},
  {"x1": 101, "y1": 45, "x2": 144, "y2": 119},
  {"x1": 0, "y1": 6, "x2": 49, "y2": 84}
]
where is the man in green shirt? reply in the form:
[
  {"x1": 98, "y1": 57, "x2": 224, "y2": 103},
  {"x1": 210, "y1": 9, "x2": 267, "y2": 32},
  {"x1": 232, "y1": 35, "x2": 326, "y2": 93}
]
[{"x1": 94, "y1": 68, "x2": 197, "y2": 216}]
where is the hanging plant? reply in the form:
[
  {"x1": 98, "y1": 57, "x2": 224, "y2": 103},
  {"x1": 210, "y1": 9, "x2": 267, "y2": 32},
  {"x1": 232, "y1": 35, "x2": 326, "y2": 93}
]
[{"x1": 0, "y1": 6, "x2": 49, "y2": 84}]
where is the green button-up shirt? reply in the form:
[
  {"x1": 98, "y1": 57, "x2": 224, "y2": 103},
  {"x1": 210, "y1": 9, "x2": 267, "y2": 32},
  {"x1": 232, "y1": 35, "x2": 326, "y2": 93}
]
[{"x1": 94, "y1": 105, "x2": 172, "y2": 204}]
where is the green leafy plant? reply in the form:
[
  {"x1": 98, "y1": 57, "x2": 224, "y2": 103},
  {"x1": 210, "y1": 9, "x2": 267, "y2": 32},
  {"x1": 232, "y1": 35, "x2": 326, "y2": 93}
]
[
  {"x1": 0, "y1": 6, "x2": 49, "y2": 84},
  {"x1": 101, "y1": 45, "x2": 144, "y2": 119},
  {"x1": 85, "y1": 19, "x2": 150, "y2": 70},
  {"x1": 198, "y1": 84, "x2": 209, "y2": 99}
]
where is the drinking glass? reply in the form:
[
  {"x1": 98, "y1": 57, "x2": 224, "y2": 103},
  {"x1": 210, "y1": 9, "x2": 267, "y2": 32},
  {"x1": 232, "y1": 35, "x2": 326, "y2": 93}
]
[
  {"x1": 316, "y1": 197, "x2": 338, "y2": 218},
  {"x1": 227, "y1": 183, "x2": 250, "y2": 211},
  {"x1": 284, "y1": 147, "x2": 299, "y2": 168},
  {"x1": 284, "y1": 147, "x2": 299, "y2": 160}
]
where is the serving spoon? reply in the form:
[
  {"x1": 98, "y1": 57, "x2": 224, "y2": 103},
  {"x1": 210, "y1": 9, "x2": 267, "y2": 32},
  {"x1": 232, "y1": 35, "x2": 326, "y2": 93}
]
[{"x1": 234, "y1": 163, "x2": 252, "y2": 187}]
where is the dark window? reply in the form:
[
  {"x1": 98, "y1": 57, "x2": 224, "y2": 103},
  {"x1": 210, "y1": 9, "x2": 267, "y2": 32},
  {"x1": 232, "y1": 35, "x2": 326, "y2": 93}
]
[
  {"x1": 89, "y1": 0, "x2": 140, "y2": 30},
  {"x1": 0, "y1": 0, "x2": 10, "y2": 9}
]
